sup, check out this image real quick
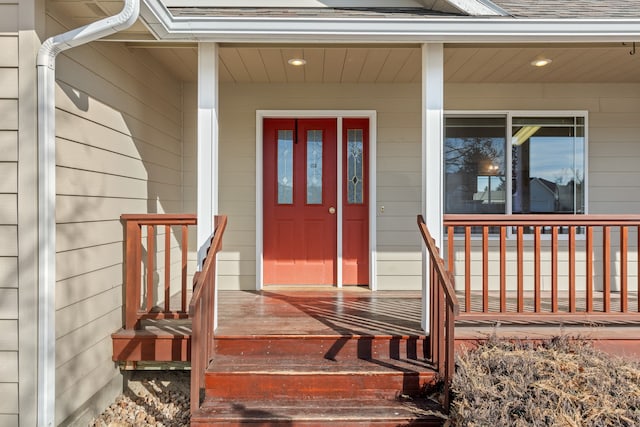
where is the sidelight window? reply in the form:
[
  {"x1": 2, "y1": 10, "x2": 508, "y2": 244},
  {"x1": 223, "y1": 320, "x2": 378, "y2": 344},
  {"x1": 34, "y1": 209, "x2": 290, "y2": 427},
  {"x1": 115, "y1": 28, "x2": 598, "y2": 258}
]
[
  {"x1": 347, "y1": 129, "x2": 364, "y2": 204},
  {"x1": 277, "y1": 130, "x2": 294, "y2": 204},
  {"x1": 306, "y1": 130, "x2": 323, "y2": 204}
]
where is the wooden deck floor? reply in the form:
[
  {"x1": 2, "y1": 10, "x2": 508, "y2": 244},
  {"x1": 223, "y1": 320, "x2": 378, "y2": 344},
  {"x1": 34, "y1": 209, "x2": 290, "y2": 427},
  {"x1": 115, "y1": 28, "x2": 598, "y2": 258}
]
[
  {"x1": 214, "y1": 288, "x2": 640, "y2": 359},
  {"x1": 217, "y1": 287, "x2": 424, "y2": 337},
  {"x1": 216, "y1": 288, "x2": 640, "y2": 330},
  {"x1": 115, "y1": 287, "x2": 640, "y2": 362}
]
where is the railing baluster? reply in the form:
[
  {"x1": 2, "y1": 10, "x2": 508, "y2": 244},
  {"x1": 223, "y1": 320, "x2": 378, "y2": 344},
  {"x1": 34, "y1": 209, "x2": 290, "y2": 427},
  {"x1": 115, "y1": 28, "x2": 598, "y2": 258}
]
[
  {"x1": 586, "y1": 226, "x2": 593, "y2": 313},
  {"x1": 181, "y1": 225, "x2": 188, "y2": 313},
  {"x1": 431, "y1": 265, "x2": 442, "y2": 369},
  {"x1": 517, "y1": 225, "x2": 524, "y2": 313},
  {"x1": 429, "y1": 262, "x2": 437, "y2": 362},
  {"x1": 147, "y1": 225, "x2": 155, "y2": 312},
  {"x1": 482, "y1": 226, "x2": 489, "y2": 312},
  {"x1": 603, "y1": 226, "x2": 611, "y2": 313},
  {"x1": 125, "y1": 220, "x2": 141, "y2": 329},
  {"x1": 444, "y1": 296, "x2": 455, "y2": 409},
  {"x1": 552, "y1": 226, "x2": 558, "y2": 313},
  {"x1": 165, "y1": 225, "x2": 171, "y2": 312},
  {"x1": 500, "y1": 226, "x2": 506, "y2": 313},
  {"x1": 448, "y1": 226, "x2": 454, "y2": 273},
  {"x1": 190, "y1": 299, "x2": 202, "y2": 411},
  {"x1": 569, "y1": 226, "x2": 576, "y2": 313},
  {"x1": 621, "y1": 226, "x2": 628, "y2": 313},
  {"x1": 207, "y1": 266, "x2": 217, "y2": 360},
  {"x1": 534, "y1": 226, "x2": 541, "y2": 313},
  {"x1": 465, "y1": 226, "x2": 471, "y2": 313},
  {"x1": 437, "y1": 269, "x2": 446, "y2": 374}
]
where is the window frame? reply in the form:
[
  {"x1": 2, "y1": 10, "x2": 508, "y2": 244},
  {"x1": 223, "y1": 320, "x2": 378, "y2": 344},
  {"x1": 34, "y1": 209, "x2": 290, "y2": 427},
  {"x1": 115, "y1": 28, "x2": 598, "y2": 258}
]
[{"x1": 444, "y1": 110, "x2": 589, "y2": 217}]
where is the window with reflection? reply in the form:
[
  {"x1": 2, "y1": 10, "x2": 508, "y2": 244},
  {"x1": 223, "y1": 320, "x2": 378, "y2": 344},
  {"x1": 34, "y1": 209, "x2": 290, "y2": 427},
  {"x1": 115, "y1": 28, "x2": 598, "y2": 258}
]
[
  {"x1": 306, "y1": 130, "x2": 323, "y2": 204},
  {"x1": 445, "y1": 117, "x2": 506, "y2": 214},
  {"x1": 277, "y1": 130, "x2": 293, "y2": 204},
  {"x1": 445, "y1": 114, "x2": 586, "y2": 217},
  {"x1": 512, "y1": 117, "x2": 585, "y2": 214},
  {"x1": 347, "y1": 129, "x2": 364, "y2": 204}
]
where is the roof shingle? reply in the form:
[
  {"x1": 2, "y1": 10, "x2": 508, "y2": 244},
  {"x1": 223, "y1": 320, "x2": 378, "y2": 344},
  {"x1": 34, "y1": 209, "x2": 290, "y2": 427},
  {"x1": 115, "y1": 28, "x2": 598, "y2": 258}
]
[{"x1": 491, "y1": 0, "x2": 640, "y2": 18}]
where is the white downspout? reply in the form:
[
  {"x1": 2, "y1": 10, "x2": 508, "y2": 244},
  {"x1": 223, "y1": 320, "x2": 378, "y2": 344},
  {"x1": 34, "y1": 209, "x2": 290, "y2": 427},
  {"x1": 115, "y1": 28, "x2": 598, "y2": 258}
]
[{"x1": 36, "y1": 1, "x2": 139, "y2": 425}]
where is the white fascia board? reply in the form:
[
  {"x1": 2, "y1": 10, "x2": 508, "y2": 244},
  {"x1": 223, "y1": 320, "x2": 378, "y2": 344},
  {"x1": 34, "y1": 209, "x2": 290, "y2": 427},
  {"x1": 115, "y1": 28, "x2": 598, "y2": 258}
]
[{"x1": 141, "y1": 1, "x2": 640, "y2": 43}]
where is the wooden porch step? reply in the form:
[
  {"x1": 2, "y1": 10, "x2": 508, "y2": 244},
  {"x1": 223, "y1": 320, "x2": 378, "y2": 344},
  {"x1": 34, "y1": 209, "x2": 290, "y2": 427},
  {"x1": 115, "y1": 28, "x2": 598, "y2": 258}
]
[
  {"x1": 111, "y1": 319, "x2": 191, "y2": 362},
  {"x1": 214, "y1": 334, "x2": 428, "y2": 360},
  {"x1": 205, "y1": 353, "x2": 437, "y2": 400},
  {"x1": 191, "y1": 397, "x2": 446, "y2": 426},
  {"x1": 199, "y1": 333, "x2": 440, "y2": 425}
]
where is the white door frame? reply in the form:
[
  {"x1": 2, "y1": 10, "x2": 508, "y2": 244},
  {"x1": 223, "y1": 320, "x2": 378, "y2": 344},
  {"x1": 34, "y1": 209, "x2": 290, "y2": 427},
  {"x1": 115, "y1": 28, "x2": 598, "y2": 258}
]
[{"x1": 256, "y1": 110, "x2": 377, "y2": 291}]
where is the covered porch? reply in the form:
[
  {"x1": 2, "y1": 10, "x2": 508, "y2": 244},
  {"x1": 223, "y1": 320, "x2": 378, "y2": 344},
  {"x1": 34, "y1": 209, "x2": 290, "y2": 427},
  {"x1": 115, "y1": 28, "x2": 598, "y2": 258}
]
[
  {"x1": 111, "y1": 212, "x2": 640, "y2": 424},
  {"x1": 112, "y1": 38, "x2": 640, "y2": 425}
]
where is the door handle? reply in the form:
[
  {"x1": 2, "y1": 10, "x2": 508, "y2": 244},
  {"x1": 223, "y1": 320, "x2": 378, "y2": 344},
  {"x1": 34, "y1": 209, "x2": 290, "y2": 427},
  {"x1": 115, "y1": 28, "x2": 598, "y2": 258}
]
[{"x1": 329, "y1": 207, "x2": 336, "y2": 214}]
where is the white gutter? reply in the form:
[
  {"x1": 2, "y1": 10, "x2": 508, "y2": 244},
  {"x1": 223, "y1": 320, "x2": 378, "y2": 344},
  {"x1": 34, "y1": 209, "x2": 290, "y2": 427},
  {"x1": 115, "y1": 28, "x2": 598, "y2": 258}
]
[
  {"x1": 141, "y1": 0, "x2": 640, "y2": 43},
  {"x1": 36, "y1": 1, "x2": 139, "y2": 426}
]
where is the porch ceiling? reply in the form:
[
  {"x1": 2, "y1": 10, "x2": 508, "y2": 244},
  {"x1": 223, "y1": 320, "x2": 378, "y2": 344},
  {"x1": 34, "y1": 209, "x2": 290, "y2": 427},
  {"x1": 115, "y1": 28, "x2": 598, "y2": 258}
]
[
  {"x1": 136, "y1": 44, "x2": 640, "y2": 84},
  {"x1": 45, "y1": 1, "x2": 640, "y2": 84}
]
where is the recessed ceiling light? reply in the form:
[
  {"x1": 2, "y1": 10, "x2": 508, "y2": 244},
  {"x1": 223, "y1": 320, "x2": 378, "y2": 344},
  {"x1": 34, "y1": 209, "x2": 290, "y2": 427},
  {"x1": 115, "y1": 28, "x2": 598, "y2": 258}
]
[
  {"x1": 287, "y1": 58, "x2": 306, "y2": 66},
  {"x1": 531, "y1": 58, "x2": 552, "y2": 67}
]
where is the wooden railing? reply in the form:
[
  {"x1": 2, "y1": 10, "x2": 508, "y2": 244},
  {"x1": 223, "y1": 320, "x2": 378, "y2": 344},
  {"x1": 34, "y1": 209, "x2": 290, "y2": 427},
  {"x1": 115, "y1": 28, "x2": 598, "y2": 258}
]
[
  {"x1": 189, "y1": 215, "x2": 227, "y2": 413},
  {"x1": 121, "y1": 214, "x2": 197, "y2": 330},
  {"x1": 445, "y1": 214, "x2": 640, "y2": 321},
  {"x1": 417, "y1": 215, "x2": 460, "y2": 408}
]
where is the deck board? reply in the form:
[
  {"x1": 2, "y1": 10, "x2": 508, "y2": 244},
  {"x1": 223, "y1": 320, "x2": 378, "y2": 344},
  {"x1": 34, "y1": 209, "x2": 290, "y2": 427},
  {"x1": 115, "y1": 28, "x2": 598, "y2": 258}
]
[
  {"x1": 216, "y1": 288, "x2": 640, "y2": 335},
  {"x1": 216, "y1": 288, "x2": 425, "y2": 337}
]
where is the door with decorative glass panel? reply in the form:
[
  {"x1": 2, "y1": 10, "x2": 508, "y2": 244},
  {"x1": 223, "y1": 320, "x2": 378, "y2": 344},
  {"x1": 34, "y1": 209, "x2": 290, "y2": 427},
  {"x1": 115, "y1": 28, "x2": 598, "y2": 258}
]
[{"x1": 263, "y1": 118, "x2": 369, "y2": 286}]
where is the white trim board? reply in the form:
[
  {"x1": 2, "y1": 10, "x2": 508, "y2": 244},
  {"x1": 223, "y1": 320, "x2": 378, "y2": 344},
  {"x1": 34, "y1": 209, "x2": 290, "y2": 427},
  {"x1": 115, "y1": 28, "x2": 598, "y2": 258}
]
[{"x1": 255, "y1": 110, "x2": 377, "y2": 291}]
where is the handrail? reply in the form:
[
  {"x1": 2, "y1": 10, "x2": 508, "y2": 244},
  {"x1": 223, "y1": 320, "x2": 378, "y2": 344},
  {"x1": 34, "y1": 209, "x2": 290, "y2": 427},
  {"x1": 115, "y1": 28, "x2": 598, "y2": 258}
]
[
  {"x1": 189, "y1": 215, "x2": 228, "y2": 413},
  {"x1": 445, "y1": 213, "x2": 640, "y2": 226},
  {"x1": 444, "y1": 214, "x2": 640, "y2": 319},
  {"x1": 121, "y1": 214, "x2": 198, "y2": 330},
  {"x1": 417, "y1": 215, "x2": 459, "y2": 409}
]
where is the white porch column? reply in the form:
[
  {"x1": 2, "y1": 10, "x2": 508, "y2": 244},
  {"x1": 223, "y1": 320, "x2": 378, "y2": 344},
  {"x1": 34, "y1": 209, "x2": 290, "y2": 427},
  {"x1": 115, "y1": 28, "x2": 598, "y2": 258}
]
[
  {"x1": 421, "y1": 43, "x2": 444, "y2": 332},
  {"x1": 197, "y1": 43, "x2": 220, "y2": 329},
  {"x1": 197, "y1": 43, "x2": 219, "y2": 264}
]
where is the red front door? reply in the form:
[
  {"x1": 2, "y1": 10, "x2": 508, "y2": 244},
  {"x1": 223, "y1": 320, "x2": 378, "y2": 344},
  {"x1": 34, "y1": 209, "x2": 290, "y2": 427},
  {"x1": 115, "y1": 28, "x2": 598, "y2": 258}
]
[{"x1": 263, "y1": 118, "x2": 338, "y2": 285}]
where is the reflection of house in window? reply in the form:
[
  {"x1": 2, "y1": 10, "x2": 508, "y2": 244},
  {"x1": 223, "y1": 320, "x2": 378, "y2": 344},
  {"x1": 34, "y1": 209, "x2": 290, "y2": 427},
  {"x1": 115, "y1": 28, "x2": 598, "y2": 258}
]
[
  {"x1": 528, "y1": 177, "x2": 558, "y2": 213},
  {"x1": 473, "y1": 175, "x2": 506, "y2": 206},
  {"x1": 513, "y1": 177, "x2": 582, "y2": 213}
]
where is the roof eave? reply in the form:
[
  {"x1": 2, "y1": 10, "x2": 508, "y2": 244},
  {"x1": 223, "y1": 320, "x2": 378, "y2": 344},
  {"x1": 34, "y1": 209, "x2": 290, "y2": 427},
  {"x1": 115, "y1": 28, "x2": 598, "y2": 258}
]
[{"x1": 141, "y1": 0, "x2": 640, "y2": 43}]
